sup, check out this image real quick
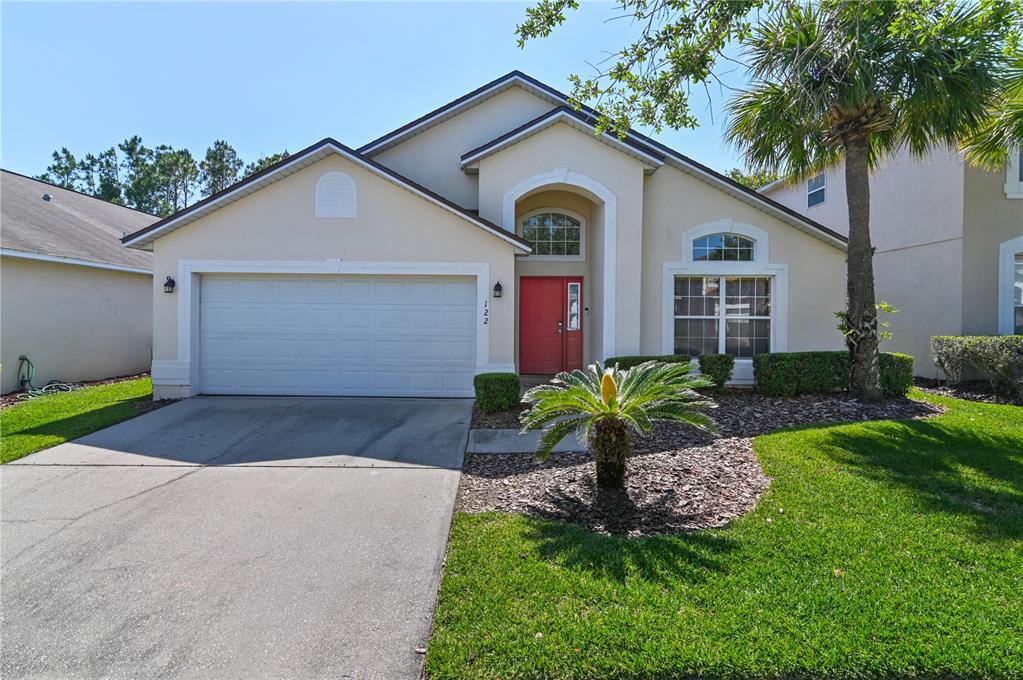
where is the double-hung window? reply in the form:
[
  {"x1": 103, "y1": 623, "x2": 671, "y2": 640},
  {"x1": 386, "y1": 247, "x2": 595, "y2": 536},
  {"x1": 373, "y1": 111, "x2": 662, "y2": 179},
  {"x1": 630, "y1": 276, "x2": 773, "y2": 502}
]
[
  {"x1": 674, "y1": 275, "x2": 771, "y2": 357},
  {"x1": 807, "y1": 173, "x2": 826, "y2": 207}
]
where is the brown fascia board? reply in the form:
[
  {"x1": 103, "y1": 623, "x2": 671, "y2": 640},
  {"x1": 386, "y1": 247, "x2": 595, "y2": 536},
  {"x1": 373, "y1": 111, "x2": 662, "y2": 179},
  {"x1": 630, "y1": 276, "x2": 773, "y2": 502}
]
[
  {"x1": 121, "y1": 137, "x2": 532, "y2": 250},
  {"x1": 360, "y1": 70, "x2": 847, "y2": 246}
]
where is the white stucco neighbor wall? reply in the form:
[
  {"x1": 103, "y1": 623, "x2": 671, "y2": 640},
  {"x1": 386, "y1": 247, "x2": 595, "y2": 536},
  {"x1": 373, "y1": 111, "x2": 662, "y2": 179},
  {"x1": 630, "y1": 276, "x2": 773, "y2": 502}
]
[
  {"x1": 147, "y1": 154, "x2": 519, "y2": 399},
  {"x1": 1, "y1": 257, "x2": 152, "y2": 393}
]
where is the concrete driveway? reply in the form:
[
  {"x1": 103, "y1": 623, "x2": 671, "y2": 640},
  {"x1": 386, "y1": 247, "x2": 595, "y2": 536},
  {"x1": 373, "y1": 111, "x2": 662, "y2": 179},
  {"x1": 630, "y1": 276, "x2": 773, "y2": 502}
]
[{"x1": 1, "y1": 396, "x2": 472, "y2": 680}]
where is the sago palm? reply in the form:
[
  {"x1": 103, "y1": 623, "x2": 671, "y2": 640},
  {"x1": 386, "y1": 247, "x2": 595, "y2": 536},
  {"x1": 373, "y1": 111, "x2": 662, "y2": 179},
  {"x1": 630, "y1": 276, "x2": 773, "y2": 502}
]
[
  {"x1": 520, "y1": 361, "x2": 718, "y2": 489},
  {"x1": 725, "y1": 0, "x2": 1015, "y2": 400}
]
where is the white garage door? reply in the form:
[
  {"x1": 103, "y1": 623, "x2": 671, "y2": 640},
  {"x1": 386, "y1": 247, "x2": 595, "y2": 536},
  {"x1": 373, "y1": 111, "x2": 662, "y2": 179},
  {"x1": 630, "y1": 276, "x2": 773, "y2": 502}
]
[{"x1": 199, "y1": 275, "x2": 477, "y2": 397}]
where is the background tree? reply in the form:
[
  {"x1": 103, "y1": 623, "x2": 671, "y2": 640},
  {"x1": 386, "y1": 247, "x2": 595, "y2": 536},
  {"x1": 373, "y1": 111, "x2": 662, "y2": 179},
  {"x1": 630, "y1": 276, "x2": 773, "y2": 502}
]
[
  {"x1": 36, "y1": 148, "x2": 78, "y2": 188},
  {"x1": 153, "y1": 146, "x2": 199, "y2": 215},
  {"x1": 118, "y1": 136, "x2": 159, "y2": 214},
  {"x1": 727, "y1": 166, "x2": 779, "y2": 189},
  {"x1": 518, "y1": 0, "x2": 1021, "y2": 399},
  {"x1": 243, "y1": 151, "x2": 290, "y2": 178},
  {"x1": 200, "y1": 140, "x2": 244, "y2": 196}
]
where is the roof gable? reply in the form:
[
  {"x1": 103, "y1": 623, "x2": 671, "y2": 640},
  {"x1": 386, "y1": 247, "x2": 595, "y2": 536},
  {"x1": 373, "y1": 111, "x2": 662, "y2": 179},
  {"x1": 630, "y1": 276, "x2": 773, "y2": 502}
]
[
  {"x1": 359, "y1": 71, "x2": 847, "y2": 249},
  {"x1": 121, "y1": 139, "x2": 531, "y2": 253}
]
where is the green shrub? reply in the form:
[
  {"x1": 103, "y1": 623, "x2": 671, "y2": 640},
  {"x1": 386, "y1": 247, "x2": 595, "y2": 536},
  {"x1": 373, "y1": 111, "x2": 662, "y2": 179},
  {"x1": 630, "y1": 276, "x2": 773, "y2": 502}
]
[
  {"x1": 932, "y1": 335, "x2": 1023, "y2": 402},
  {"x1": 754, "y1": 351, "x2": 915, "y2": 398},
  {"x1": 879, "y1": 352, "x2": 914, "y2": 398},
  {"x1": 473, "y1": 373, "x2": 521, "y2": 413},
  {"x1": 605, "y1": 354, "x2": 691, "y2": 370},
  {"x1": 698, "y1": 354, "x2": 735, "y2": 389}
]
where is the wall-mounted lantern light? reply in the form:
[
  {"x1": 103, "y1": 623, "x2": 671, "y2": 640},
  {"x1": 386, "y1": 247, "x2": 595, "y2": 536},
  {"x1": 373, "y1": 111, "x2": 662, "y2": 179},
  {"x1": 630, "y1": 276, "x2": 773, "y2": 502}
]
[
  {"x1": 493, "y1": 281, "x2": 503, "y2": 298},
  {"x1": 164, "y1": 276, "x2": 176, "y2": 294}
]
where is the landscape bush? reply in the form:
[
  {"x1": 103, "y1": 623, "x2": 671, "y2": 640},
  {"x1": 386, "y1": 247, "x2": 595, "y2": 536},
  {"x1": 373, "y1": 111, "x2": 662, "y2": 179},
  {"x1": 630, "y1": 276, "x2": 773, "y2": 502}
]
[
  {"x1": 604, "y1": 354, "x2": 691, "y2": 370},
  {"x1": 473, "y1": 373, "x2": 521, "y2": 413},
  {"x1": 754, "y1": 351, "x2": 914, "y2": 398},
  {"x1": 697, "y1": 354, "x2": 735, "y2": 389},
  {"x1": 932, "y1": 335, "x2": 1023, "y2": 403}
]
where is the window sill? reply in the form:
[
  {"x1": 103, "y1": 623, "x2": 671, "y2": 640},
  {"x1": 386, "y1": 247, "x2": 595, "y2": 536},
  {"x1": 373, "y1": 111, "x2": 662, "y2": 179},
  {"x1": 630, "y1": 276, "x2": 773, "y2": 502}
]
[{"x1": 520, "y1": 255, "x2": 586, "y2": 262}]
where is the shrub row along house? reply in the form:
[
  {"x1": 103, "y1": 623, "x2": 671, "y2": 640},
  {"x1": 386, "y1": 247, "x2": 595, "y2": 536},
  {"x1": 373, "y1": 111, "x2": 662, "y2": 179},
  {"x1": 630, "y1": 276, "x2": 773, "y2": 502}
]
[
  {"x1": 122, "y1": 71, "x2": 850, "y2": 400},
  {"x1": 762, "y1": 147, "x2": 1023, "y2": 377}
]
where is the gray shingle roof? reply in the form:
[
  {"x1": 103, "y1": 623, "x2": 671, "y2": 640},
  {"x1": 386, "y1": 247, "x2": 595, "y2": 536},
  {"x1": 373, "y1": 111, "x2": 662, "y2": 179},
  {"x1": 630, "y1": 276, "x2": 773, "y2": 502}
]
[{"x1": 1, "y1": 170, "x2": 155, "y2": 270}]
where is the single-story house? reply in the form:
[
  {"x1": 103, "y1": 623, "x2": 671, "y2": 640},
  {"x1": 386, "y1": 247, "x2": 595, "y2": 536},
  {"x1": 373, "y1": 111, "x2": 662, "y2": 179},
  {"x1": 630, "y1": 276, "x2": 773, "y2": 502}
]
[
  {"x1": 1, "y1": 170, "x2": 156, "y2": 393},
  {"x1": 123, "y1": 71, "x2": 849, "y2": 400}
]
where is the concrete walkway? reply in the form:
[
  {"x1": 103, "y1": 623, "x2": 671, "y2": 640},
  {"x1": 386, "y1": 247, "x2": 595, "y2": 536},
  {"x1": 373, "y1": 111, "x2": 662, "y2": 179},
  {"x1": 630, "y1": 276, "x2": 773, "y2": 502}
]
[
  {"x1": 1, "y1": 396, "x2": 472, "y2": 680},
  {"x1": 467, "y1": 428, "x2": 586, "y2": 454}
]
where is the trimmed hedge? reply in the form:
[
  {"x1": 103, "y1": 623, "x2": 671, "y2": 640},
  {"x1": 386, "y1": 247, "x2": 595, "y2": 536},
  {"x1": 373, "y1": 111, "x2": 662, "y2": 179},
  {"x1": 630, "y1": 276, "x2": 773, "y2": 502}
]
[
  {"x1": 932, "y1": 335, "x2": 1023, "y2": 402},
  {"x1": 605, "y1": 354, "x2": 691, "y2": 370},
  {"x1": 698, "y1": 354, "x2": 735, "y2": 389},
  {"x1": 753, "y1": 351, "x2": 914, "y2": 398},
  {"x1": 473, "y1": 373, "x2": 521, "y2": 413}
]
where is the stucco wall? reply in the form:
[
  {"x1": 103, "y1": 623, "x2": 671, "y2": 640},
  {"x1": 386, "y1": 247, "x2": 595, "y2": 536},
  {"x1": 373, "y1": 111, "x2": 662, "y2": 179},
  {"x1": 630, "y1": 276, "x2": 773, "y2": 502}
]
[
  {"x1": 477, "y1": 122, "x2": 647, "y2": 358},
  {"x1": 1, "y1": 257, "x2": 152, "y2": 393},
  {"x1": 370, "y1": 86, "x2": 556, "y2": 210},
  {"x1": 148, "y1": 154, "x2": 519, "y2": 396},
  {"x1": 641, "y1": 164, "x2": 847, "y2": 357},
  {"x1": 961, "y1": 163, "x2": 1023, "y2": 335}
]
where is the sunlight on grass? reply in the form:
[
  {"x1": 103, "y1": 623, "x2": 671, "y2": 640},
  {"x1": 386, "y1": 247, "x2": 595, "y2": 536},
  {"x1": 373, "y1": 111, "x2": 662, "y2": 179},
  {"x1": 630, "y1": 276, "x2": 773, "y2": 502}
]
[
  {"x1": 1, "y1": 378, "x2": 153, "y2": 463},
  {"x1": 428, "y1": 391, "x2": 1023, "y2": 679}
]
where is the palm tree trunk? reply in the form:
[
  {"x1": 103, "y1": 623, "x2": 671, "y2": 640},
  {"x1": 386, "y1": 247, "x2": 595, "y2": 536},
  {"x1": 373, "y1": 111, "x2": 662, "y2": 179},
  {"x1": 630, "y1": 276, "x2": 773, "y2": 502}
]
[
  {"x1": 843, "y1": 135, "x2": 883, "y2": 401},
  {"x1": 592, "y1": 418, "x2": 630, "y2": 489}
]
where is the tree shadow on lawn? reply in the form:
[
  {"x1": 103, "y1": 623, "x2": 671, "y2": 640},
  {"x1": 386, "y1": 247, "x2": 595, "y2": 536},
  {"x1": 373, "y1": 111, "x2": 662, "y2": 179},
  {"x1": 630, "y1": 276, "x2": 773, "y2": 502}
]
[
  {"x1": 812, "y1": 418, "x2": 1023, "y2": 540},
  {"x1": 3, "y1": 398, "x2": 150, "y2": 459},
  {"x1": 518, "y1": 491, "x2": 741, "y2": 585}
]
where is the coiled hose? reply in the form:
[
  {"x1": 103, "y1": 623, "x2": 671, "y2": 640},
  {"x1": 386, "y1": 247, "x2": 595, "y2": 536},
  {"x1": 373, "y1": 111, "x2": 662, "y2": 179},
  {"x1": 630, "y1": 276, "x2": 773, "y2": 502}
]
[{"x1": 16, "y1": 356, "x2": 81, "y2": 400}]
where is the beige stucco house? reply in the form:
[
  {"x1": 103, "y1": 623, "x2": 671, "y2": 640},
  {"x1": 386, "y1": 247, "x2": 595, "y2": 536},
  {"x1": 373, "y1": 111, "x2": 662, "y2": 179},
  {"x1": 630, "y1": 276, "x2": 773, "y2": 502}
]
[
  {"x1": 762, "y1": 147, "x2": 1023, "y2": 377},
  {"x1": 124, "y1": 71, "x2": 849, "y2": 400},
  {"x1": 1, "y1": 170, "x2": 156, "y2": 393}
]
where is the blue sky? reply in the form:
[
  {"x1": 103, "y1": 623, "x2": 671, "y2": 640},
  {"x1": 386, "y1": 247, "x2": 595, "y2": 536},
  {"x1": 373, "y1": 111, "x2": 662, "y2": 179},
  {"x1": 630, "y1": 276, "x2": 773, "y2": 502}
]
[{"x1": 1, "y1": 2, "x2": 747, "y2": 179}]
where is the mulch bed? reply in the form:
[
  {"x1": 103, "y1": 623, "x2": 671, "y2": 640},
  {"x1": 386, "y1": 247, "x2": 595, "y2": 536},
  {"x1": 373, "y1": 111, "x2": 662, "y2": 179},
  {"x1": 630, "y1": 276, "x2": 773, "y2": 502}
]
[
  {"x1": 471, "y1": 402, "x2": 529, "y2": 429},
  {"x1": 133, "y1": 398, "x2": 179, "y2": 414},
  {"x1": 913, "y1": 377, "x2": 1019, "y2": 405},
  {"x1": 0, "y1": 372, "x2": 152, "y2": 409},
  {"x1": 457, "y1": 393, "x2": 944, "y2": 538}
]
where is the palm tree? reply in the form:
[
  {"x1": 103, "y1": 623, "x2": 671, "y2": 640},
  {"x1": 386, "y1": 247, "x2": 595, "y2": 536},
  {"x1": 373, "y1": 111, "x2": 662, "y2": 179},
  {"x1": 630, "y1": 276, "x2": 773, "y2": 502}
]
[
  {"x1": 520, "y1": 361, "x2": 718, "y2": 489},
  {"x1": 963, "y1": 55, "x2": 1023, "y2": 168},
  {"x1": 725, "y1": 1, "x2": 1013, "y2": 400}
]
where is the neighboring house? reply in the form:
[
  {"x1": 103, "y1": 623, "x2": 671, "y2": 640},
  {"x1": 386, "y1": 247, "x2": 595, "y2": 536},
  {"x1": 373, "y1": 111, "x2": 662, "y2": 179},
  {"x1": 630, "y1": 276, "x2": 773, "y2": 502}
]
[
  {"x1": 1, "y1": 170, "x2": 157, "y2": 393},
  {"x1": 124, "y1": 71, "x2": 849, "y2": 400},
  {"x1": 761, "y1": 147, "x2": 1023, "y2": 377}
]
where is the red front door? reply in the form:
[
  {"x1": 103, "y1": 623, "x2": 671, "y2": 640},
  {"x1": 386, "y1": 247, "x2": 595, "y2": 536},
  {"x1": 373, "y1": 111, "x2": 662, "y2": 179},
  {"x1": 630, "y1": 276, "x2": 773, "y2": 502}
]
[{"x1": 520, "y1": 277, "x2": 583, "y2": 374}]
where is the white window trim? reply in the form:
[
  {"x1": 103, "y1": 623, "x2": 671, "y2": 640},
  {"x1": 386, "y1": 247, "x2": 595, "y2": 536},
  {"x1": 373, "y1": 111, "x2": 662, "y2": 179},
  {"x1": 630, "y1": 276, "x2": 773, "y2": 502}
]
[
  {"x1": 807, "y1": 172, "x2": 826, "y2": 208},
  {"x1": 503, "y1": 168, "x2": 617, "y2": 358},
  {"x1": 998, "y1": 235, "x2": 1023, "y2": 334},
  {"x1": 1005, "y1": 148, "x2": 1023, "y2": 199},
  {"x1": 518, "y1": 206, "x2": 586, "y2": 261},
  {"x1": 663, "y1": 220, "x2": 788, "y2": 384},
  {"x1": 154, "y1": 258, "x2": 495, "y2": 396}
]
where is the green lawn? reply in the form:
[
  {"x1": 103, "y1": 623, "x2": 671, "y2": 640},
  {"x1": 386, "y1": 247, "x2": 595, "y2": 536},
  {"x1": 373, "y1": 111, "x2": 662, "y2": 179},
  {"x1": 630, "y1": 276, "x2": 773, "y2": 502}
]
[
  {"x1": 1, "y1": 377, "x2": 153, "y2": 464},
  {"x1": 428, "y1": 391, "x2": 1023, "y2": 679}
]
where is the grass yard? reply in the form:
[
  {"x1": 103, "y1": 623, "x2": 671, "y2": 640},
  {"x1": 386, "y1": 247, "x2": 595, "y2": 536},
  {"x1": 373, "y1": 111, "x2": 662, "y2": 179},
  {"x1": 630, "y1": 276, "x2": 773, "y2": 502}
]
[
  {"x1": 429, "y1": 391, "x2": 1023, "y2": 679},
  {"x1": 1, "y1": 377, "x2": 153, "y2": 464}
]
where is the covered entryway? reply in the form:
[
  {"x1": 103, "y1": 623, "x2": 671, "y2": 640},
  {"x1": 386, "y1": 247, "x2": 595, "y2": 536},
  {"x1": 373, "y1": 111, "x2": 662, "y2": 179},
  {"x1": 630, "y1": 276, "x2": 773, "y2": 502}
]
[{"x1": 199, "y1": 274, "x2": 477, "y2": 397}]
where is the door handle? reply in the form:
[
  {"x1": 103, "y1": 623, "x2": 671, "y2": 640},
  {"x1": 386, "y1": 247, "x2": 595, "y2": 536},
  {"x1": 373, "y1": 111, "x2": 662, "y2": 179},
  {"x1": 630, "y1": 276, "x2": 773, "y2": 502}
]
[{"x1": 557, "y1": 320, "x2": 564, "y2": 335}]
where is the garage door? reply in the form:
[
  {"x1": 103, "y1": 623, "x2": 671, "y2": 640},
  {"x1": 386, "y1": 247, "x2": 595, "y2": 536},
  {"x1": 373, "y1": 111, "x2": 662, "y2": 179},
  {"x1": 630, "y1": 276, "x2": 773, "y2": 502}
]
[{"x1": 199, "y1": 275, "x2": 477, "y2": 397}]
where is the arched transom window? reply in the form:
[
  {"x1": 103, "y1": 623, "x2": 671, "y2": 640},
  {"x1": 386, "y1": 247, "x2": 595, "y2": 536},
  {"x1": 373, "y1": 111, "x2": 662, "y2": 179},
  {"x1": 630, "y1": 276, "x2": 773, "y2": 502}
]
[
  {"x1": 520, "y1": 210, "x2": 584, "y2": 258},
  {"x1": 693, "y1": 233, "x2": 755, "y2": 262}
]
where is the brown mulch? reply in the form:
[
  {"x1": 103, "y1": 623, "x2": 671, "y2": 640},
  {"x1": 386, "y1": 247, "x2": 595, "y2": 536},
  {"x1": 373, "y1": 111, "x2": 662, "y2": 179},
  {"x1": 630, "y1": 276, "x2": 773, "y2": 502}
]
[
  {"x1": 913, "y1": 377, "x2": 1019, "y2": 405},
  {"x1": 457, "y1": 392, "x2": 944, "y2": 538},
  {"x1": 471, "y1": 402, "x2": 529, "y2": 429},
  {"x1": 0, "y1": 372, "x2": 152, "y2": 409}
]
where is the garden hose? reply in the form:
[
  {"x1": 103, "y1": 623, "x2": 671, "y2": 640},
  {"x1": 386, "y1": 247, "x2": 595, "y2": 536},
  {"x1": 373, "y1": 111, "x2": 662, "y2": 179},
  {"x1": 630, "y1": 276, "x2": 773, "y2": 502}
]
[{"x1": 15, "y1": 356, "x2": 80, "y2": 401}]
